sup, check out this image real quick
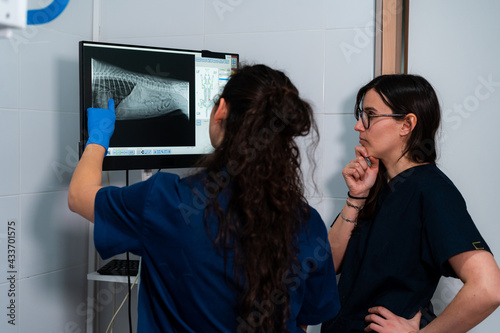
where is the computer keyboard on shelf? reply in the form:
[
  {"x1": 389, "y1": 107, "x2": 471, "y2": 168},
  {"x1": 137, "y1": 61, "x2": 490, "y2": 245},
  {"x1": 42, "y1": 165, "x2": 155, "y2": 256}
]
[{"x1": 97, "y1": 259, "x2": 140, "y2": 276}]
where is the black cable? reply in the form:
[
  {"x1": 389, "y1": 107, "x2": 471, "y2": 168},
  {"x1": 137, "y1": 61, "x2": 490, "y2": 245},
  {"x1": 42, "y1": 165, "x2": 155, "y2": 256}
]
[
  {"x1": 126, "y1": 252, "x2": 132, "y2": 333},
  {"x1": 125, "y1": 170, "x2": 133, "y2": 333}
]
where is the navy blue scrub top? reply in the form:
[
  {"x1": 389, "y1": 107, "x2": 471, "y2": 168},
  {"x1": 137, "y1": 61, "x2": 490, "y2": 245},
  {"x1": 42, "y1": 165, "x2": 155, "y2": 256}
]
[
  {"x1": 94, "y1": 172, "x2": 340, "y2": 333},
  {"x1": 321, "y1": 163, "x2": 490, "y2": 333}
]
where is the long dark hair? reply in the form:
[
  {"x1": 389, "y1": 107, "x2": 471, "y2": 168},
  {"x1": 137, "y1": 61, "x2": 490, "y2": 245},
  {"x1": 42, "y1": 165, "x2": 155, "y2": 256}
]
[
  {"x1": 198, "y1": 64, "x2": 319, "y2": 332},
  {"x1": 355, "y1": 74, "x2": 441, "y2": 220}
]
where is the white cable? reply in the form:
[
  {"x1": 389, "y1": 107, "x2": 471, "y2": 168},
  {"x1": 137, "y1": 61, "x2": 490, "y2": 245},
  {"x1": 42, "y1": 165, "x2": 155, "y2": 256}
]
[{"x1": 105, "y1": 274, "x2": 140, "y2": 333}]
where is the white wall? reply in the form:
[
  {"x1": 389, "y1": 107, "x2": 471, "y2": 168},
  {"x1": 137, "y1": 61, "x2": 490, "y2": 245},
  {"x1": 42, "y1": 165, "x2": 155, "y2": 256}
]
[
  {"x1": 408, "y1": 1, "x2": 500, "y2": 331},
  {"x1": 0, "y1": 0, "x2": 376, "y2": 332},
  {"x1": 0, "y1": 0, "x2": 93, "y2": 332}
]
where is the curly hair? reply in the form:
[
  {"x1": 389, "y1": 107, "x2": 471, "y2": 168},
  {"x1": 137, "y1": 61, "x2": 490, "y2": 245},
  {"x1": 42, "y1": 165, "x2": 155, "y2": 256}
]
[{"x1": 197, "y1": 64, "x2": 319, "y2": 332}]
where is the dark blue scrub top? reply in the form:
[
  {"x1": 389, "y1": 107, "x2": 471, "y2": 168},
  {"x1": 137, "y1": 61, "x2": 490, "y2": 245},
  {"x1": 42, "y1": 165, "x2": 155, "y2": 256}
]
[
  {"x1": 321, "y1": 163, "x2": 490, "y2": 333},
  {"x1": 94, "y1": 172, "x2": 340, "y2": 332}
]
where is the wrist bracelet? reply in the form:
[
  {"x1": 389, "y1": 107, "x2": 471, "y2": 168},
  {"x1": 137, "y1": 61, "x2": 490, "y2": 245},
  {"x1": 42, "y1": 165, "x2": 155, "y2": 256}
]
[
  {"x1": 340, "y1": 209, "x2": 357, "y2": 224},
  {"x1": 346, "y1": 199, "x2": 363, "y2": 211},
  {"x1": 348, "y1": 192, "x2": 368, "y2": 200}
]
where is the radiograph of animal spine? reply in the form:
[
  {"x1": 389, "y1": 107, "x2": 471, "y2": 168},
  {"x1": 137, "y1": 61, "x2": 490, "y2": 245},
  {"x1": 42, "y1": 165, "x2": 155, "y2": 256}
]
[{"x1": 91, "y1": 59, "x2": 189, "y2": 120}]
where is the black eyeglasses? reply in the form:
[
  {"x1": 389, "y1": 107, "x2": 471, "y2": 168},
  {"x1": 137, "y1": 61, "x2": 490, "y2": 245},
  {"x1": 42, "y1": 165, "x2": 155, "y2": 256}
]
[{"x1": 355, "y1": 108, "x2": 405, "y2": 129}]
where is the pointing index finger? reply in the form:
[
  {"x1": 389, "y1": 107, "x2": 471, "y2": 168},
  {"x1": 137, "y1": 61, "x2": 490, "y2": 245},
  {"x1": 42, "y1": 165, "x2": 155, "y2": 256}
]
[{"x1": 108, "y1": 98, "x2": 115, "y2": 112}]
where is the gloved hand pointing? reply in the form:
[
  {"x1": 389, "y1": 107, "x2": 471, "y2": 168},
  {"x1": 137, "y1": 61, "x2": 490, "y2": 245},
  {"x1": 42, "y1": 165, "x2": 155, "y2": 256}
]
[{"x1": 86, "y1": 99, "x2": 116, "y2": 155}]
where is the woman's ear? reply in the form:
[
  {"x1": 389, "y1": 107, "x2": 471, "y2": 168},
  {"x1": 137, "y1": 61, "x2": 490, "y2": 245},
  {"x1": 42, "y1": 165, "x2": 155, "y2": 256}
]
[
  {"x1": 214, "y1": 98, "x2": 228, "y2": 123},
  {"x1": 400, "y1": 113, "x2": 417, "y2": 136}
]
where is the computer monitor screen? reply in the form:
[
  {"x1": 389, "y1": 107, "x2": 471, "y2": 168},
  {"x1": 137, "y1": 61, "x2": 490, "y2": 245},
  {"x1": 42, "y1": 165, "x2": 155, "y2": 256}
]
[{"x1": 79, "y1": 41, "x2": 239, "y2": 170}]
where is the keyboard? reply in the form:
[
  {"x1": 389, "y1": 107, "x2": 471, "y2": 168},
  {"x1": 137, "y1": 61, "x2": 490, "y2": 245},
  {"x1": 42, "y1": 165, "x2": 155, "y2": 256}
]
[{"x1": 97, "y1": 259, "x2": 140, "y2": 276}]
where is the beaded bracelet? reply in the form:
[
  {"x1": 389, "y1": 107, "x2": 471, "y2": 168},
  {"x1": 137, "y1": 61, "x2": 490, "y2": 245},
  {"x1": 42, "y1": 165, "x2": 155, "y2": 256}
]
[
  {"x1": 346, "y1": 199, "x2": 363, "y2": 211},
  {"x1": 339, "y1": 209, "x2": 357, "y2": 224}
]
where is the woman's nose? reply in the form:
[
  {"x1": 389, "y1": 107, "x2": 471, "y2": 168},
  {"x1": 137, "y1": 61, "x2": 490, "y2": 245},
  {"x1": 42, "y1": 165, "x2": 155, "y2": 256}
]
[{"x1": 354, "y1": 118, "x2": 365, "y2": 132}]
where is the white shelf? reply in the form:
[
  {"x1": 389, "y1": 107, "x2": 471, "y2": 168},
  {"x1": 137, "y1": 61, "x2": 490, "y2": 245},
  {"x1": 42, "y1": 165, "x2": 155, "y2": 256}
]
[{"x1": 87, "y1": 272, "x2": 139, "y2": 284}]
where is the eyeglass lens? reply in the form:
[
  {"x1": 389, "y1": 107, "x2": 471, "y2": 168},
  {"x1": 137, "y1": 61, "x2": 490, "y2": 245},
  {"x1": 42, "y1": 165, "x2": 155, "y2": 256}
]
[{"x1": 357, "y1": 109, "x2": 369, "y2": 128}]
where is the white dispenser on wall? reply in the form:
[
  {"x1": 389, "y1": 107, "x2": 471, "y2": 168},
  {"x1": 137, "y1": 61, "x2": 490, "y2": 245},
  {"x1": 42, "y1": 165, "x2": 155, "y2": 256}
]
[{"x1": 0, "y1": 0, "x2": 27, "y2": 38}]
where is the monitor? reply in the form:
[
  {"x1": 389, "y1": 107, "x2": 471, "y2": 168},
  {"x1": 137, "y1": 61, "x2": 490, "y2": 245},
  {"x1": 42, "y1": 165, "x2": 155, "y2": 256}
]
[{"x1": 79, "y1": 40, "x2": 239, "y2": 170}]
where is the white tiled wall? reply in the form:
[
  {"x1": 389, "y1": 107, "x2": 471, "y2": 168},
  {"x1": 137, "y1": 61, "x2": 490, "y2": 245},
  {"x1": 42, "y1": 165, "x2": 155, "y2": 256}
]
[
  {"x1": 0, "y1": 111, "x2": 20, "y2": 196},
  {"x1": 324, "y1": 29, "x2": 374, "y2": 114},
  {"x1": 206, "y1": 30, "x2": 326, "y2": 112},
  {"x1": 20, "y1": 110, "x2": 80, "y2": 193},
  {"x1": 19, "y1": 191, "x2": 88, "y2": 278},
  {"x1": 18, "y1": 31, "x2": 82, "y2": 113},
  {"x1": 0, "y1": 47, "x2": 19, "y2": 109},
  {"x1": 100, "y1": 0, "x2": 205, "y2": 39},
  {"x1": 18, "y1": 266, "x2": 89, "y2": 333},
  {"x1": 204, "y1": 0, "x2": 326, "y2": 34},
  {"x1": 0, "y1": 0, "x2": 94, "y2": 331},
  {"x1": 1, "y1": 0, "x2": 375, "y2": 332},
  {"x1": 408, "y1": 1, "x2": 500, "y2": 331}
]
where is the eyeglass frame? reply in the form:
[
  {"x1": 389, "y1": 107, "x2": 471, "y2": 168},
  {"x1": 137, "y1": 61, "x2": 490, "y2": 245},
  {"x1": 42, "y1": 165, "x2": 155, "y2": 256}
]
[{"x1": 355, "y1": 108, "x2": 406, "y2": 129}]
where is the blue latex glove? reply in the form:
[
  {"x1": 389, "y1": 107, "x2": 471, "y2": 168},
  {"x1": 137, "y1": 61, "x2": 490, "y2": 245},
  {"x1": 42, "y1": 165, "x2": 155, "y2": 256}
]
[{"x1": 86, "y1": 99, "x2": 116, "y2": 155}]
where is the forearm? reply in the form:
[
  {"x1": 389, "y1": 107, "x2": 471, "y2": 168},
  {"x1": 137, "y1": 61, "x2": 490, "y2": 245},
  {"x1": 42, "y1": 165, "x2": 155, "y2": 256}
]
[
  {"x1": 420, "y1": 282, "x2": 499, "y2": 332},
  {"x1": 68, "y1": 144, "x2": 106, "y2": 222},
  {"x1": 329, "y1": 198, "x2": 364, "y2": 273},
  {"x1": 420, "y1": 251, "x2": 500, "y2": 332},
  {"x1": 332, "y1": 146, "x2": 377, "y2": 272}
]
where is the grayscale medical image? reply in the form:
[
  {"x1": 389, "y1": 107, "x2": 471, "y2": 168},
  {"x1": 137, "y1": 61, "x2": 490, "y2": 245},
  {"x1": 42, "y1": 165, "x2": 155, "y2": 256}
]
[{"x1": 91, "y1": 59, "x2": 189, "y2": 120}]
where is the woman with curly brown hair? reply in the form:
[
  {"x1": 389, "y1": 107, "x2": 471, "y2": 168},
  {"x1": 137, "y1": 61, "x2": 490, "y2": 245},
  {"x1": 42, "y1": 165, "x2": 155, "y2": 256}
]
[{"x1": 69, "y1": 64, "x2": 340, "y2": 332}]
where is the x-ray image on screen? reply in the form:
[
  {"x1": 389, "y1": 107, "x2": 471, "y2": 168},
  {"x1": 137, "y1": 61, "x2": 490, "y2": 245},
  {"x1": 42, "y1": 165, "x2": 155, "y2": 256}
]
[
  {"x1": 91, "y1": 59, "x2": 189, "y2": 120},
  {"x1": 83, "y1": 46, "x2": 197, "y2": 148}
]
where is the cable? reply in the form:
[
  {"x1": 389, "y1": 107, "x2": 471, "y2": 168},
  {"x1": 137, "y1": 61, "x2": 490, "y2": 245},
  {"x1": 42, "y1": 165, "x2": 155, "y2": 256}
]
[
  {"x1": 126, "y1": 252, "x2": 132, "y2": 333},
  {"x1": 105, "y1": 170, "x2": 144, "y2": 332},
  {"x1": 104, "y1": 273, "x2": 140, "y2": 333},
  {"x1": 125, "y1": 170, "x2": 133, "y2": 333}
]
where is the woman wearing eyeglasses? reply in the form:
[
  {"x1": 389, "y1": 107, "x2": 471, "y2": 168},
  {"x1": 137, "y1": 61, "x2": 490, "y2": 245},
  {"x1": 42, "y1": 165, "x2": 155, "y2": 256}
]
[{"x1": 321, "y1": 74, "x2": 500, "y2": 333}]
